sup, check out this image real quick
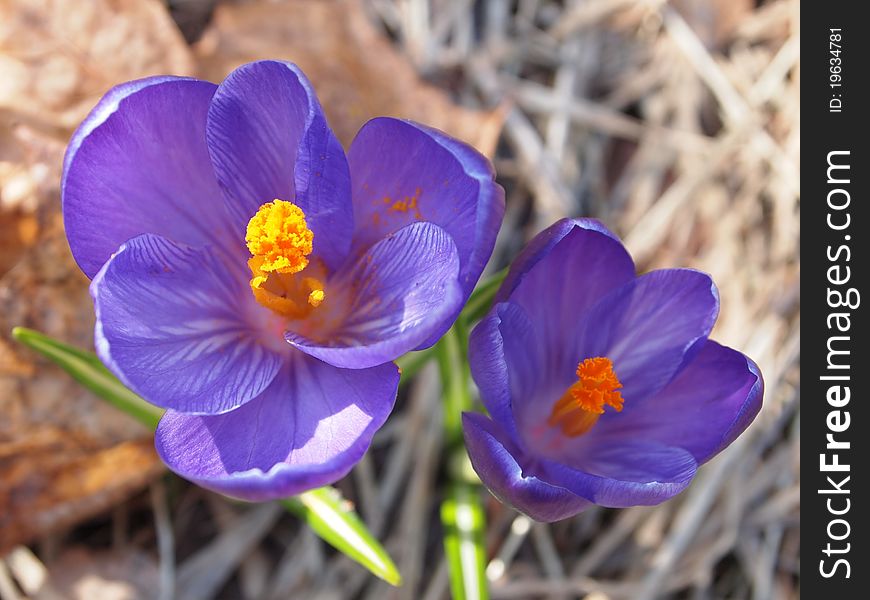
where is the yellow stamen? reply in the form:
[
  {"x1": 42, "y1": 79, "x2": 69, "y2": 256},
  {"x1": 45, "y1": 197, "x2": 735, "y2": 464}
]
[
  {"x1": 548, "y1": 357, "x2": 624, "y2": 437},
  {"x1": 246, "y1": 199, "x2": 313, "y2": 275},
  {"x1": 245, "y1": 200, "x2": 326, "y2": 318}
]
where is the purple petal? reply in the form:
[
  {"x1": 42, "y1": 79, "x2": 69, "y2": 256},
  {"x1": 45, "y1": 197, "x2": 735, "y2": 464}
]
[
  {"x1": 468, "y1": 302, "x2": 542, "y2": 439},
  {"x1": 496, "y1": 218, "x2": 631, "y2": 303},
  {"x1": 469, "y1": 222, "x2": 637, "y2": 443},
  {"x1": 285, "y1": 222, "x2": 463, "y2": 368},
  {"x1": 573, "y1": 269, "x2": 719, "y2": 407},
  {"x1": 462, "y1": 413, "x2": 592, "y2": 522},
  {"x1": 63, "y1": 77, "x2": 239, "y2": 278},
  {"x1": 91, "y1": 234, "x2": 283, "y2": 415},
  {"x1": 536, "y1": 441, "x2": 698, "y2": 507},
  {"x1": 206, "y1": 60, "x2": 353, "y2": 270},
  {"x1": 155, "y1": 356, "x2": 398, "y2": 501},
  {"x1": 347, "y1": 117, "x2": 504, "y2": 304},
  {"x1": 504, "y1": 223, "x2": 636, "y2": 373},
  {"x1": 592, "y1": 340, "x2": 763, "y2": 464}
]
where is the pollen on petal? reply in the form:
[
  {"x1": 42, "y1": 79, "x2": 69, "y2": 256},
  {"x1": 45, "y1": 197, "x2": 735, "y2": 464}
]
[{"x1": 387, "y1": 187, "x2": 423, "y2": 219}]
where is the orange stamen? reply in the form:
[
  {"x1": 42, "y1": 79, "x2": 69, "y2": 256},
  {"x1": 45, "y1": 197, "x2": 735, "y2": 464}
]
[{"x1": 548, "y1": 357, "x2": 624, "y2": 437}]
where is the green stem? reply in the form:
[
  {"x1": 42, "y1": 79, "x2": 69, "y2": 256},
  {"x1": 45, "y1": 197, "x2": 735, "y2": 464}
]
[
  {"x1": 435, "y1": 324, "x2": 490, "y2": 600},
  {"x1": 441, "y1": 482, "x2": 489, "y2": 600},
  {"x1": 436, "y1": 326, "x2": 471, "y2": 448}
]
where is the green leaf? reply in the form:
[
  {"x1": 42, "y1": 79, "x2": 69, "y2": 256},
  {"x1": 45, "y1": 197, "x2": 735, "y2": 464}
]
[
  {"x1": 441, "y1": 483, "x2": 489, "y2": 600},
  {"x1": 12, "y1": 327, "x2": 402, "y2": 586},
  {"x1": 282, "y1": 488, "x2": 402, "y2": 586},
  {"x1": 11, "y1": 326, "x2": 164, "y2": 429}
]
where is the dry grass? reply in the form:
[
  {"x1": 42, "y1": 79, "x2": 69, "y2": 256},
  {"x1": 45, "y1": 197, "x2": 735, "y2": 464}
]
[{"x1": 363, "y1": 2, "x2": 800, "y2": 598}]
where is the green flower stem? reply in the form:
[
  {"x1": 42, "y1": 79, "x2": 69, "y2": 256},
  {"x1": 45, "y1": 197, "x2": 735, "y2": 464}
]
[
  {"x1": 436, "y1": 326, "x2": 471, "y2": 448},
  {"x1": 441, "y1": 482, "x2": 488, "y2": 600},
  {"x1": 435, "y1": 324, "x2": 490, "y2": 600}
]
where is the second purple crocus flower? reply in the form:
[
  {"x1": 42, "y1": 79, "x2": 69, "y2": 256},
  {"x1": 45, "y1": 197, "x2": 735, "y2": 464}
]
[
  {"x1": 463, "y1": 219, "x2": 762, "y2": 521},
  {"x1": 62, "y1": 60, "x2": 504, "y2": 501}
]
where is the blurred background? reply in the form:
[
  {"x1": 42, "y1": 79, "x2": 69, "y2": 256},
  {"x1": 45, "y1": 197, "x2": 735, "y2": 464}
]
[{"x1": 0, "y1": 0, "x2": 799, "y2": 598}]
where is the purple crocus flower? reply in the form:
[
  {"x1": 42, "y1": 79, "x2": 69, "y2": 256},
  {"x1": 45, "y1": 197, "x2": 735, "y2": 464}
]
[
  {"x1": 463, "y1": 219, "x2": 762, "y2": 521},
  {"x1": 62, "y1": 60, "x2": 504, "y2": 501}
]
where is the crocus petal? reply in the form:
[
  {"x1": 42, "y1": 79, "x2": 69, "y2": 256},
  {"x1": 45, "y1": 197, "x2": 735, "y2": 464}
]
[
  {"x1": 536, "y1": 441, "x2": 698, "y2": 507},
  {"x1": 91, "y1": 234, "x2": 283, "y2": 415},
  {"x1": 505, "y1": 223, "x2": 636, "y2": 372},
  {"x1": 206, "y1": 60, "x2": 353, "y2": 270},
  {"x1": 591, "y1": 340, "x2": 763, "y2": 464},
  {"x1": 495, "y1": 218, "x2": 632, "y2": 304},
  {"x1": 63, "y1": 77, "x2": 238, "y2": 278},
  {"x1": 470, "y1": 222, "x2": 636, "y2": 440},
  {"x1": 347, "y1": 117, "x2": 504, "y2": 303},
  {"x1": 462, "y1": 413, "x2": 592, "y2": 522},
  {"x1": 285, "y1": 222, "x2": 463, "y2": 369},
  {"x1": 155, "y1": 356, "x2": 398, "y2": 501},
  {"x1": 468, "y1": 302, "x2": 542, "y2": 438},
  {"x1": 573, "y1": 269, "x2": 719, "y2": 407}
]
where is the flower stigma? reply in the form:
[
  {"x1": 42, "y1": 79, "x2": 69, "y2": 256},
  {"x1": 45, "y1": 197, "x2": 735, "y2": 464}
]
[
  {"x1": 245, "y1": 199, "x2": 326, "y2": 318},
  {"x1": 548, "y1": 357, "x2": 624, "y2": 437}
]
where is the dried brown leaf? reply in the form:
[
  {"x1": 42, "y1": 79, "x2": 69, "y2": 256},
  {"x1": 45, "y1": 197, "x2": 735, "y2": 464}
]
[
  {"x1": 0, "y1": 440, "x2": 162, "y2": 556},
  {"x1": 195, "y1": 0, "x2": 504, "y2": 156},
  {"x1": 0, "y1": 123, "x2": 162, "y2": 554},
  {"x1": 0, "y1": 0, "x2": 190, "y2": 552},
  {"x1": 0, "y1": 0, "x2": 194, "y2": 130}
]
